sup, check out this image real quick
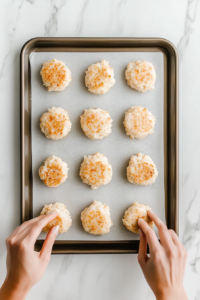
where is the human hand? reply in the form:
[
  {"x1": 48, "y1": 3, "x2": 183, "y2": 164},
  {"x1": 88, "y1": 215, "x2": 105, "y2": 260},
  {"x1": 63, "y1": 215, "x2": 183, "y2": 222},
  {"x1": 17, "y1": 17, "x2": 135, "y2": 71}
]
[
  {"x1": 138, "y1": 211, "x2": 188, "y2": 300},
  {"x1": 0, "y1": 213, "x2": 59, "y2": 300}
]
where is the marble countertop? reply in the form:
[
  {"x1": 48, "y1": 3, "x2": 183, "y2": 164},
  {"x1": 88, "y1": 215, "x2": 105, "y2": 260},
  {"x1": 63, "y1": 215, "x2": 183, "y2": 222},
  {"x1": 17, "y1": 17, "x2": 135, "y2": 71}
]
[{"x1": 0, "y1": 0, "x2": 200, "y2": 299}]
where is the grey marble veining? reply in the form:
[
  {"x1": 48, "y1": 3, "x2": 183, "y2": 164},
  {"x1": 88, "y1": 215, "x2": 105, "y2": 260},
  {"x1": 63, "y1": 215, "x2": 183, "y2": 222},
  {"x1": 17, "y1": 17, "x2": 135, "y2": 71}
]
[
  {"x1": 177, "y1": 0, "x2": 199, "y2": 61},
  {"x1": 0, "y1": 0, "x2": 200, "y2": 299}
]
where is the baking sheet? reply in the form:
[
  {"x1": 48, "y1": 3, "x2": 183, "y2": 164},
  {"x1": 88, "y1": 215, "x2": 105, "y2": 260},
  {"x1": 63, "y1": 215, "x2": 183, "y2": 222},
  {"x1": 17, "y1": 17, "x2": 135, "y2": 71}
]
[{"x1": 30, "y1": 51, "x2": 165, "y2": 241}]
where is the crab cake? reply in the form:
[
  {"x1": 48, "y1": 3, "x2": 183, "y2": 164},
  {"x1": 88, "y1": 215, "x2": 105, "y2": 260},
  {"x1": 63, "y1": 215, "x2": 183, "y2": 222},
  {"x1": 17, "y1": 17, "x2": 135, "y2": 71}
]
[
  {"x1": 40, "y1": 59, "x2": 72, "y2": 92},
  {"x1": 122, "y1": 202, "x2": 153, "y2": 234},
  {"x1": 125, "y1": 60, "x2": 156, "y2": 92},
  {"x1": 40, "y1": 202, "x2": 72, "y2": 234},
  {"x1": 80, "y1": 153, "x2": 112, "y2": 190},
  {"x1": 81, "y1": 201, "x2": 113, "y2": 235},
  {"x1": 85, "y1": 60, "x2": 115, "y2": 95},
  {"x1": 127, "y1": 153, "x2": 158, "y2": 185},
  {"x1": 80, "y1": 108, "x2": 113, "y2": 140},
  {"x1": 40, "y1": 107, "x2": 72, "y2": 140},
  {"x1": 39, "y1": 156, "x2": 69, "y2": 187},
  {"x1": 123, "y1": 106, "x2": 156, "y2": 140}
]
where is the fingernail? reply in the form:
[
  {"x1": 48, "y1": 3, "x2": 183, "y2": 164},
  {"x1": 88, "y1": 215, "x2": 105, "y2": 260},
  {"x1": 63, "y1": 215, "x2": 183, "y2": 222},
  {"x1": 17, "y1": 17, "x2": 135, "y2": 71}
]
[
  {"x1": 49, "y1": 211, "x2": 57, "y2": 215},
  {"x1": 139, "y1": 229, "x2": 142, "y2": 236},
  {"x1": 148, "y1": 210, "x2": 153, "y2": 214},
  {"x1": 53, "y1": 225, "x2": 59, "y2": 236},
  {"x1": 138, "y1": 218, "x2": 143, "y2": 222}
]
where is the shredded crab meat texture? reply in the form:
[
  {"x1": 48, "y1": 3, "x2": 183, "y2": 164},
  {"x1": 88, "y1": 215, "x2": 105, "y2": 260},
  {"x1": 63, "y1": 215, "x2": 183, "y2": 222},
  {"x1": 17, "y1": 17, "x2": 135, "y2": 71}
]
[
  {"x1": 132, "y1": 66, "x2": 154, "y2": 84},
  {"x1": 40, "y1": 203, "x2": 72, "y2": 233},
  {"x1": 41, "y1": 163, "x2": 65, "y2": 186},
  {"x1": 82, "y1": 161, "x2": 111, "y2": 185},
  {"x1": 85, "y1": 61, "x2": 115, "y2": 94},
  {"x1": 85, "y1": 113, "x2": 110, "y2": 133},
  {"x1": 129, "y1": 109, "x2": 153, "y2": 133},
  {"x1": 129, "y1": 162, "x2": 155, "y2": 183},
  {"x1": 85, "y1": 210, "x2": 106, "y2": 232},
  {"x1": 81, "y1": 202, "x2": 112, "y2": 235},
  {"x1": 127, "y1": 153, "x2": 158, "y2": 185},
  {"x1": 123, "y1": 203, "x2": 153, "y2": 233},
  {"x1": 42, "y1": 113, "x2": 68, "y2": 134},
  {"x1": 87, "y1": 66, "x2": 111, "y2": 89},
  {"x1": 39, "y1": 156, "x2": 68, "y2": 187},
  {"x1": 125, "y1": 61, "x2": 156, "y2": 92},
  {"x1": 42, "y1": 62, "x2": 67, "y2": 86}
]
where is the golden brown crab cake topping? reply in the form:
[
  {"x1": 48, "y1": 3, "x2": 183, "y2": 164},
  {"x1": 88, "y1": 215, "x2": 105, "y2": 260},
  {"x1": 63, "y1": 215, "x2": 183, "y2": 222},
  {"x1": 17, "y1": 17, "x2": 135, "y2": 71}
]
[
  {"x1": 125, "y1": 60, "x2": 156, "y2": 92},
  {"x1": 40, "y1": 59, "x2": 72, "y2": 92},
  {"x1": 85, "y1": 60, "x2": 115, "y2": 94},
  {"x1": 81, "y1": 201, "x2": 113, "y2": 235},
  {"x1": 123, "y1": 106, "x2": 156, "y2": 139},
  {"x1": 80, "y1": 108, "x2": 113, "y2": 140},
  {"x1": 39, "y1": 156, "x2": 69, "y2": 187},
  {"x1": 79, "y1": 153, "x2": 112, "y2": 190},
  {"x1": 40, "y1": 202, "x2": 72, "y2": 234},
  {"x1": 40, "y1": 107, "x2": 72, "y2": 140},
  {"x1": 127, "y1": 153, "x2": 158, "y2": 185},
  {"x1": 122, "y1": 202, "x2": 153, "y2": 234}
]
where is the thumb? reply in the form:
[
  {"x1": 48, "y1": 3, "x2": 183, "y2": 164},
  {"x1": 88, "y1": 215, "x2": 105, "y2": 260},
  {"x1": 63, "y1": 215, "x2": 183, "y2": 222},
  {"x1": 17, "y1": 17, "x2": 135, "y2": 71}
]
[
  {"x1": 40, "y1": 226, "x2": 59, "y2": 260},
  {"x1": 138, "y1": 229, "x2": 148, "y2": 270}
]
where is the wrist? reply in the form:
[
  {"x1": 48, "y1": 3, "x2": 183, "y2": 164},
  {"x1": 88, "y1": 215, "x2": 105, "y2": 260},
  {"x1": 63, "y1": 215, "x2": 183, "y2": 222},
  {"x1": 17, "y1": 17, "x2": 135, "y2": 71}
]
[
  {"x1": 0, "y1": 277, "x2": 30, "y2": 300},
  {"x1": 156, "y1": 287, "x2": 188, "y2": 300}
]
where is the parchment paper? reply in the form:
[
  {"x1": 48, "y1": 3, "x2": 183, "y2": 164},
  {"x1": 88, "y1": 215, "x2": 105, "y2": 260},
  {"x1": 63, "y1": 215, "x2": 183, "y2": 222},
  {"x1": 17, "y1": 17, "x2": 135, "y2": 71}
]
[{"x1": 30, "y1": 51, "x2": 165, "y2": 241}]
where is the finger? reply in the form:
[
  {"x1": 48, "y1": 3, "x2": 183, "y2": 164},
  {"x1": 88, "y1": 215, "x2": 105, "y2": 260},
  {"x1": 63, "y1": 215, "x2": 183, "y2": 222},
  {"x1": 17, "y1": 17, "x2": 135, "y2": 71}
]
[
  {"x1": 6, "y1": 214, "x2": 58, "y2": 249},
  {"x1": 147, "y1": 211, "x2": 174, "y2": 249},
  {"x1": 138, "y1": 229, "x2": 148, "y2": 269},
  {"x1": 168, "y1": 229, "x2": 185, "y2": 251},
  {"x1": 11, "y1": 215, "x2": 53, "y2": 237},
  {"x1": 9, "y1": 226, "x2": 21, "y2": 237},
  {"x1": 138, "y1": 218, "x2": 160, "y2": 253},
  {"x1": 40, "y1": 226, "x2": 59, "y2": 260},
  {"x1": 26, "y1": 212, "x2": 58, "y2": 244},
  {"x1": 8, "y1": 216, "x2": 51, "y2": 243},
  {"x1": 168, "y1": 230, "x2": 187, "y2": 276}
]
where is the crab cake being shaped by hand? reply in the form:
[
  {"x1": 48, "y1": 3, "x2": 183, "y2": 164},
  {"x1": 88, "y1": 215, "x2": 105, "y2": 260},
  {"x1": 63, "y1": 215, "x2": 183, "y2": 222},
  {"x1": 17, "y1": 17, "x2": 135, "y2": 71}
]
[
  {"x1": 123, "y1": 106, "x2": 156, "y2": 140},
  {"x1": 81, "y1": 201, "x2": 113, "y2": 235},
  {"x1": 122, "y1": 202, "x2": 153, "y2": 234},
  {"x1": 40, "y1": 107, "x2": 72, "y2": 140},
  {"x1": 40, "y1": 202, "x2": 72, "y2": 234},
  {"x1": 125, "y1": 60, "x2": 156, "y2": 92},
  {"x1": 80, "y1": 153, "x2": 112, "y2": 190},
  {"x1": 85, "y1": 60, "x2": 115, "y2": 95},
  {"x1": 80, "y1": 108, "x2": 113, "y2": 140},
  {"x1": 40, "y1": 59, "x2": 72, "y2": 92},
  {"x1": 127, "y1": 153, "x2": 158, "y2": 185},
  {"x1": 39, "y1": 156, "x2": 69, "y2": 187}
]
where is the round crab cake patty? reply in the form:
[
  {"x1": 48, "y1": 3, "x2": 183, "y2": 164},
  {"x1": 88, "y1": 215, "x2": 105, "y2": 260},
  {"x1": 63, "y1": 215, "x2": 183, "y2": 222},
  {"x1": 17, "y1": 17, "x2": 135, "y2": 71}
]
[
  {"x1": 81, "y1": 201, "x2": 113, "y2": 235},
  {"x1": 40, "y1": 107, "x2": 72, "y2": 140},
  {"x1": 79, "y1": 153, "x2": 112, "y2": 190},
  {"x1": 127, "y1": 153, "x2": 158, "y2": 185},
  {"x1": 125, "y1": 60, "x2": 156, "y2": 92},
  {"x1": 85, "y1": 60, "x2": 115, "y2": 94},
  {"x1": 80, "y1": 108, "x2": 113, "y2": 140},
  {"x1": 39, "y1": 156, "x2": 69, "y2": 187},
  {"x1": 40, "y1": 202, "x2": 72, "y2": 234},
  {"x1": 123, "y1": 106, "x2": 156, "y2": 139},
  {"x1": 40, "y1": 59, "x2": 72, "y2": 92},
  {"x1": 122, "y1": 202, "x2": 153, "y2": 234}
]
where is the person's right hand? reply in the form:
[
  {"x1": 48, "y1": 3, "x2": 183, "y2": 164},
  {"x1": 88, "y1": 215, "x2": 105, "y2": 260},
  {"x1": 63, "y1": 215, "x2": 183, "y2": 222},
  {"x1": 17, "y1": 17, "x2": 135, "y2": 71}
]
[{"x1": 138, "y1": 211, "x2": 188, "y2": 300}]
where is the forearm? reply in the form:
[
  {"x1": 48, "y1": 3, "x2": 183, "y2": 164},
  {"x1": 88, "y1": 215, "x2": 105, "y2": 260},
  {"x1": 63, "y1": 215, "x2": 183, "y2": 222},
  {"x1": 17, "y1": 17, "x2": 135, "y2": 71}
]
[
  {"x1": 156, "y1": 288, "x2": 188, "y2": 300},
  {"x1": 0, "y1": 278, "x2": 29, "y2": 300}
]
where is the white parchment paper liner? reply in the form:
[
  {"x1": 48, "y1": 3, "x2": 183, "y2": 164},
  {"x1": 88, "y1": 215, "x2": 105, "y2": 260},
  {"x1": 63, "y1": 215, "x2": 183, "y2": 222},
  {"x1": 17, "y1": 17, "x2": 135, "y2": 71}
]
[{"x1": 30, "y1": 51, "x2": 165, "y2": 241}]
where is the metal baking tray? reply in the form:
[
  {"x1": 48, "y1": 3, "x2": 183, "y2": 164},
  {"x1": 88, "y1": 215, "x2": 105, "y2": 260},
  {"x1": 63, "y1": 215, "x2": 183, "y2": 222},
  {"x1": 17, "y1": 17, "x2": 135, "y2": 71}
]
[{"x1": 20, "y1": 38, "x2": 178, "y2": 254}]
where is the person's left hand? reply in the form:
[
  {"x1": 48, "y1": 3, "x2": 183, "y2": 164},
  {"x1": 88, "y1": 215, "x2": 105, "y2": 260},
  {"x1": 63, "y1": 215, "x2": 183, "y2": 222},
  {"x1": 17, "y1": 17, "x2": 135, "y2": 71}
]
[{"x1": 0, "y1": 212, "x2": 59, "y2": 300}]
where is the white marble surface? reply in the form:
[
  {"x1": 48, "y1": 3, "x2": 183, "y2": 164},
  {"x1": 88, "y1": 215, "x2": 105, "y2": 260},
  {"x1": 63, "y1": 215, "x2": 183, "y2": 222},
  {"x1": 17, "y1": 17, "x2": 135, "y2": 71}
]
[{"x1": 0, "y1": 0, "x2": 200, "y2": 299}]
